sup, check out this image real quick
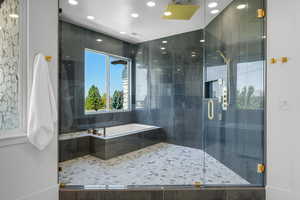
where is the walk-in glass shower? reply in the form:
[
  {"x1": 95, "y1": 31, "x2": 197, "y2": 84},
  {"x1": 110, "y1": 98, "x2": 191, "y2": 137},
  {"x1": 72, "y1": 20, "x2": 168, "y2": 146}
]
[{"x1": 58, "y1": 0, "x2": 265, "y2": 187}]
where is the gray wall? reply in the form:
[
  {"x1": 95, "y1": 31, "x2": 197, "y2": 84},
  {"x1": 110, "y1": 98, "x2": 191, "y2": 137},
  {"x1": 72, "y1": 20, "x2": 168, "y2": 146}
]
[
  {"x1": 59, "y1": 21, "x2": 136, "y2": 133},
  {"x1": 134, "y1": 30, "x2": 204, "y2": 149}
]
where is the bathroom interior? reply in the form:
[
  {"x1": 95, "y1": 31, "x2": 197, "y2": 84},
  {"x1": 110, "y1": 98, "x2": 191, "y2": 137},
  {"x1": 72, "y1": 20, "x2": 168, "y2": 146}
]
[{"x1": 58, "y1": 0, "x2": 265, "y2": 188}]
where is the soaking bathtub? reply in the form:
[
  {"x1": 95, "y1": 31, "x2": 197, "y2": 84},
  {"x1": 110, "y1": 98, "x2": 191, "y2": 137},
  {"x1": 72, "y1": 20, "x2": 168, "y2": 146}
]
[{"x1": 59, "y1": 123, "x2": 165, "y2": 161}]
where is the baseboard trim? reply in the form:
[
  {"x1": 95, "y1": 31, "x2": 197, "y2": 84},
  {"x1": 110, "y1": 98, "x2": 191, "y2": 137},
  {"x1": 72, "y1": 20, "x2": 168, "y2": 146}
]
[
  {"x1": 17, "y1": 184, "x2": 59, "y2": 200},
  {"x1": 266, "y1": 185, "x2": 292, "y2": 200}
]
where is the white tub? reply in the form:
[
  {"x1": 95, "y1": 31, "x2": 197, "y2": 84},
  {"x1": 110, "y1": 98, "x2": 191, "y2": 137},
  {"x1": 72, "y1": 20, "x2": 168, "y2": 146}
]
[
  {"x1": 102, "y1": 123, "x2": 159, "y2": 138},
  {"x1": 59, "y1": 123, "x2": 160, "y2": 140}
]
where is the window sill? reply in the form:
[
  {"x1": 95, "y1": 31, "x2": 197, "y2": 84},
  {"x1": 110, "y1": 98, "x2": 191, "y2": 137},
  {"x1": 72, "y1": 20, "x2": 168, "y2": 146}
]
[
  {"x1": 0, "y1": 130, "x2": 28, "y2": 148},
  {"x1": 85, "y1": 109, "x2": 132, "y2": 115}
]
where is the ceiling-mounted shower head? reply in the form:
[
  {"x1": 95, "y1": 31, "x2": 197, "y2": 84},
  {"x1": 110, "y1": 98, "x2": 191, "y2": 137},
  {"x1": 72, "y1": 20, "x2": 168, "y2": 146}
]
[{"x1": 162, "y1": 0, "x2": 200, "y2": 20}]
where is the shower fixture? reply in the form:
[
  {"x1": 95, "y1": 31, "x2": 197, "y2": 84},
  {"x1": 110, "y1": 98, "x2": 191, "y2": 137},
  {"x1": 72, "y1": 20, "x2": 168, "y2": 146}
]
[
  {"x1": 216, "y1": 50, "x2": 230, "y2": 65},
  {"x1": 216, "y1": 50, "x2": 231, "y2": 108},
  {"x1": 162, "y1": 0, "x2": 200, "y2": 20}
]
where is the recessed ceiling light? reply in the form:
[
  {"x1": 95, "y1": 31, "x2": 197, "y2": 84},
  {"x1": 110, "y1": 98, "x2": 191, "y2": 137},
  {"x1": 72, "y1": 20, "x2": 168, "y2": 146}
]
[
  {"x1": 164, "y1": 11, "x2": 172, "y2": 16},
  {"x1": 162, "y1": 41, "x2": 168, "y2": 44},
  {"x1": 87, "y1": 15, "x2": 95, "y2": 20},
  {"x1": 0, "y1": 26, "x2": 2, "y2": 30},
  {"x1": 262, "y1": 35, "x2": 266, "y2": 39},
  {"x1": 68, "y1": 0, "x2": 78, "y2": 5},
  {"x1": 237, "y1": 4, "x2": 247, "y2": 10},
  {"x1": 9, "y1": 13, "x2": 19, "y2": 18},
  {"x1": 192, "y1": 51, "x2": 196, "y2": 54},
  {"x1": 200, "y1": 39, "x2": 205, "y2": 43},
  {"x1": 160, "y1": 47, "x2": 166, "y2": 50},
  {"x1": 96, "y1": 38, "x2": 103, "y2": 42},
  {"x1": 192, "y1": 54, "x2": 196, "y2": 57},
  {"x1": 131, "y1": 13, "x2": 139, "y2": 18},
  {"x1": 208, "y1": 2, "x2": 218, "y2": 8},
  {"x1": 147, "y1": 1, "x2": 156, "y2": 7},
  {"x1": 120, "y1": 31, "x2": 126, "y2": 34},
  {"x1": 210, "y1": 9, "x2": 219, "y2": 14}
]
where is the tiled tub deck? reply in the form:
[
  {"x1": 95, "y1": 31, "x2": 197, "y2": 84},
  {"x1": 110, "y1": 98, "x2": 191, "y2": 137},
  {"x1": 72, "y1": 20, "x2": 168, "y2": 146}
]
[{"x1": 59, "y1": 123, "x2": 165, "y2": 161}]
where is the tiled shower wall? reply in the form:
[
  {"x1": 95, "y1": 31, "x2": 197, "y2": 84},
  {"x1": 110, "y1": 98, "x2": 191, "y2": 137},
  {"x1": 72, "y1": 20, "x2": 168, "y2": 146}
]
[
  {"x1": 59, "y1": 21, "x2": 136, "y2": 133},
  {"x1": 0, "y1": 0, "x2": 19, "y2": 130},
  {"x1": 134, "y1": 30, "x2": 204, "y2": 149}
]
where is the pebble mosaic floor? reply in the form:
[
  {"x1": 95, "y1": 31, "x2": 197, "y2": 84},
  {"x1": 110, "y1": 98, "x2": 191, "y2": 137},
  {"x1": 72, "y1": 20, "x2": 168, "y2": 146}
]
[{"x1": 59, "y1": 143, "x2": 249, "y2": 185}]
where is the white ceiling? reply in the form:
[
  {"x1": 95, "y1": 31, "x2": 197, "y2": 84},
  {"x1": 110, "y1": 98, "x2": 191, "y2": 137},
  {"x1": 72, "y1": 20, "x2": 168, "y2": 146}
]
[{"x1": 60, "y1": 0, "x2": 233, "y2": 43}]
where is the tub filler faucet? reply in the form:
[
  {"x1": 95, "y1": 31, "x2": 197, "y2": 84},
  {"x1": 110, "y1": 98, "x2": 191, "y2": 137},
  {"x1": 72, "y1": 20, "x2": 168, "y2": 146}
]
[{"x1": 88, "y1": 127, "x2": 106, "y2": 137}]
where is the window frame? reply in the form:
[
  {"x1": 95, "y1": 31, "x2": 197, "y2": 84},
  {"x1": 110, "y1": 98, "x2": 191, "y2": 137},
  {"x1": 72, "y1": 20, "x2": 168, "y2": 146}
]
[
  {"x1": 0, "y1": 0, "x2": 28, "y2": 145},
  {"x1": 84, "y1": 48, "x2": 132, "y2": 115}
]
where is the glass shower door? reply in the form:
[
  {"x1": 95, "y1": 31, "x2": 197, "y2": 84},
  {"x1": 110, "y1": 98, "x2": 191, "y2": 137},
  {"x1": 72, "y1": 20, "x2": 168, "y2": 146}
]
[{"x1": 203, "y1": 0, "x2": 265, "y2": 186}]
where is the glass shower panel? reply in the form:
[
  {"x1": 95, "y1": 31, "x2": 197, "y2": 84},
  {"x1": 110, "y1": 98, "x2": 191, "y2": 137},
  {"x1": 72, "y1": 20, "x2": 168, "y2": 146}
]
[{"x1": 203, "y1": 0, "x2": 265, "y2": 185}]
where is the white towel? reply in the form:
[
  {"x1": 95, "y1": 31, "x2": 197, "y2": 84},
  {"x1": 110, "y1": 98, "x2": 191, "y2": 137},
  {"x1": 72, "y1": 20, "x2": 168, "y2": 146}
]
[{"x1": 27, "y1": 53, "x2": 57, "y2": 151}]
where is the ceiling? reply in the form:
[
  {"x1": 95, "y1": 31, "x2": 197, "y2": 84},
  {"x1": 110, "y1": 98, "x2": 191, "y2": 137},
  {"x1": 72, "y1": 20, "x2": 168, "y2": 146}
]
[{"x1": 60, "y1": 0, "x2": 233, "y2": 43}]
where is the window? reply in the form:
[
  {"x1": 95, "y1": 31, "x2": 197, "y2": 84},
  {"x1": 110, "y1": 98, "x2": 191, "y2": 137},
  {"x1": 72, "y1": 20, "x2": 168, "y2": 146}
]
[
  {"x1": 84, "y1": 49, "x2": 131, "y2": 114},
  {"x1": 0, "y1": 0, "x2": 25, "y2": 133},
  {"x1": 236, "y1": 61, "x2": 264, "y2": 110}
]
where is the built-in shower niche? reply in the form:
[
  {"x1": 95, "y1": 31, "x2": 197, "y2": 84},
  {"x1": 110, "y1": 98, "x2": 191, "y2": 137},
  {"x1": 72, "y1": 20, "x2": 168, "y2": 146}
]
[{"x1": 205, "y1": 80, "x2": 219, "y2": 99}]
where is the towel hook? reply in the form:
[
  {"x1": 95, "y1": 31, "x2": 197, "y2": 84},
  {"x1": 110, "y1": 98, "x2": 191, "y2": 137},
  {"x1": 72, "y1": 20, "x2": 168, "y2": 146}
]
[{"x1": 45, "y1": 56, "x2": 52, "y2": 62}]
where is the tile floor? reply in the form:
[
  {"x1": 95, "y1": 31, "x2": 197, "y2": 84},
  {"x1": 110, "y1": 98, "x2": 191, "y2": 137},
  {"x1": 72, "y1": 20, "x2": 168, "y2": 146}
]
[{"x1": 59, "y1": 143, "x2": 249, "y2": 185}]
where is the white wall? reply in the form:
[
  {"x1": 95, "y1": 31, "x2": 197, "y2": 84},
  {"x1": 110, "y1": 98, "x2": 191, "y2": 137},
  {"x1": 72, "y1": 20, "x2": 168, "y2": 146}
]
[
  {"x1": 266, "y1": 0, "x2": 300, "y2": 200},
  {"x1": 0, "y1": 0, "x2": 58, "y2": 200}
]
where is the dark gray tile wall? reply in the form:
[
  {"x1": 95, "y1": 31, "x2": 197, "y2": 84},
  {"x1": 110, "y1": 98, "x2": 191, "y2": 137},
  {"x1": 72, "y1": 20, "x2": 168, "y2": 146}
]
[
  {"x1": 59, "y1": 21, "x2": 137, "y2": 134},
  {"x1": 60, "y1": 187, "x2": 265, "y2": 200},
  {"x1": 59, "y1": 128, "x2": 165, "y2": 161},
  {"x1": 59, "y1": 137, "x2": 90, "y2": 162},
  {"x1": 133, "y1": 30, "x2": 204, "y2": 149},
  {"x1": 91, "y1": 128, "x2": 166, "y2": 159}
]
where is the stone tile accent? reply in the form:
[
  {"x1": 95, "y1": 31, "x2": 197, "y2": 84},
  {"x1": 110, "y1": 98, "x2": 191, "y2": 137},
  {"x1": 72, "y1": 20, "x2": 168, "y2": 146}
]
[{"x1": 0, "y1": 0, "x2": 19, "y2": 130}]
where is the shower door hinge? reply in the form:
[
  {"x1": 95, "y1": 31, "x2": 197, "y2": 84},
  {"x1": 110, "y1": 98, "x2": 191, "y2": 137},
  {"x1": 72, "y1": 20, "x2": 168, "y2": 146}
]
[
  {"x1": 193, "y1": 181, "x2": 203, "y2": 188},
  {"x1": 257, "y1": 163, "x2": 265, "y2": 173},
  {"x1": 59, "y1": 183, "x2": 66, "y2": 188},
  {"x1": 257, "y1": 9, "x2": 265, "y2": 18}
]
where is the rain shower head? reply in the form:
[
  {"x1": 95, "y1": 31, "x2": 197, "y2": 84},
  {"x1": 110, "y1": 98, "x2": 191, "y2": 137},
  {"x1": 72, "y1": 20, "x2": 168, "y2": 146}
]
[
  {"x1": 216, "y1": 50, "x2": 230, "y2": 65},
  {"x1": 162, "y1": 0, "x2": 200, "y2": 20}
]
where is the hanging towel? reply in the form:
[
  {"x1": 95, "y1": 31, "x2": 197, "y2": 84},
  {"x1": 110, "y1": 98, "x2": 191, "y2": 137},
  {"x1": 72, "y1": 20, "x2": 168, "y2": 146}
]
[{"x1": 27, "y1": 53, "x2": 57, "y2": 151}]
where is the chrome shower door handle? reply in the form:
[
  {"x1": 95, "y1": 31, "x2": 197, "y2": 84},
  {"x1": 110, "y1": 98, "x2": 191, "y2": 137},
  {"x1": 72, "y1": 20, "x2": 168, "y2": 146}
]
[{"x1": 208, "y1": 99, "x2": 214, "y2": 120}]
